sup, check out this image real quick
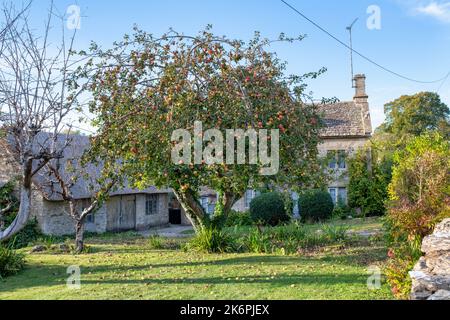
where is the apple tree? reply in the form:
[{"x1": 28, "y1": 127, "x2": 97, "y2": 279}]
[{"x1": 78, "y1": 27, "x2": 326, "y2": 231}]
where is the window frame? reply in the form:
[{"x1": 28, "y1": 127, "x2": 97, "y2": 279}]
[
  {"x1": 327, "y1": 150, "x2": 347, "y2": 170},
  {"x1": 145, "y1": 194, "x2": 158, "y2": 216}
]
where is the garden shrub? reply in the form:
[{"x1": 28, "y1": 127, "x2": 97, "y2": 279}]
[
  {"x1": 321, "y1": 224, "x2": 349, "y2": 243},
  {"x1": 238, "y1": 223, "x2": 350, "y2": 255},
  {"x1": 348, "y1": 148, "x2": 389, "y2": 217},
  {"x1": 187, "y1": 227, "x2": 235, "y2": 253},
  {"x1": 249, "y1": 192, "x2": 290, "y2": 226},
  {"x1": 385, "y1": 132, "x2": 450, "y2": 299},
  {"x1": 298, "y1": 189, "x2": 334, "y2": 222},
  {"x1": 245, "y1": 228, "x2": 272, "y2": 253},
  {"x1": 0, "y1": 244, "x2": 25, "y2": 279},
  {"x1": 332, "y1": 198, "x2": 353, "y2": 220},
  {"x1": 225, "y1": 210, "x2": 253, "y2": 227}
]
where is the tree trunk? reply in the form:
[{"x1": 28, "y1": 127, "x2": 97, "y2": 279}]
[
  {"x1": 75, "y1": 218, "x2": 85, "y2": 254},
  {"x1": 0, "y1": 185, "x2": 31, "y2": 241},
  {"x1": 0, "y1": 160, "x2": 33, "y2": 241},
  {"x1": 172, "y1": 188, "x2": 206, "y2": 232},
  {"x1": 211, "y1": 190, "x2": 239, "y2": 229}
]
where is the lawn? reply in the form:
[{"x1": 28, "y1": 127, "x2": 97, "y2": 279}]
[
  {"x1": 0, "y1": 219, "x2": 393, "y2": 300},
  {"x1": 226, "y1": 216, "x2": 384, "y2": 237}
]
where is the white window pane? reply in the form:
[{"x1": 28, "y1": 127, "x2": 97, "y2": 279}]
[
  {"x1": 328, "y1": 188, "x2": 337, "y2": 204},
  {"x1": 338, "y1": 188, "x2": 347, "y2": 204},
  {"x1": 338, "y1": 150, "x2": 346, "y2": 169}
]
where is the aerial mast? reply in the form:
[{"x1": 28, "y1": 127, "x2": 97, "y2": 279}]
[{"x1": 346, "y1": 18, "x2": 359, "y2": 88}]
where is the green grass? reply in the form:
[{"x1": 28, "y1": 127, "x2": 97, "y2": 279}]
[
  {"x1": 0, "y1": 234, "x2": 393, "y2": 300},
  {"x1": 226, "y1": 217, "x2": 384, "y2": 238}
]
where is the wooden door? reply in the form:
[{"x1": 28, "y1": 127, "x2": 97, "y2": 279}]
[
  {"x1": 106, "y1": 195, "x2": 136, "y2": 232},
  {"x1": 121, "y1": 195, "x2": 136, "y2": 230}
]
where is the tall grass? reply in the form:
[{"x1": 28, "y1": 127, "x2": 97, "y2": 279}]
[
  {"x1": 186, "y1": 227, "x2": 235, "y2": 253},
  {"x1": 183, "y1": 223, "x2": 352, "y2": 255},
  {"x1": 237, "y1": 223, "x2": 350, "y2": 255},
  {"x1": 0, "y1": 244, "x2": 25, "y2": 279}
]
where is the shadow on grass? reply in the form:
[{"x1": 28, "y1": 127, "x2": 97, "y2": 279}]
[
  {"x1": 0, "y1": 266, "x2": 366, "y2": 293},
  {"x1": 0, "y1": 251, "x2": 384, "y2": 293}
]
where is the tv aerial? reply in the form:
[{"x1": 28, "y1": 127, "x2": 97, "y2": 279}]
[{"x1": 346, "y1": 18, "x2": 359, "y2": 88}]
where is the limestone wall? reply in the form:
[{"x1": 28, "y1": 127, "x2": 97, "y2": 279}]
[
  {"x1": 33, "y1": 197, "x2": 107, "y2": 236},
  {"x1": 410, "y1": 218, "x2": 450, "y2": 300},
  {"x1": 135, "y1": 193, "x2": 169, "y2": 230}
]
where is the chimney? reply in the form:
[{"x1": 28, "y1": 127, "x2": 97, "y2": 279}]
[
  {"x1": 353, "y1": 74, "x2": 368, "y2": 101},
  {"x1": 353, "y1": 74, "x2": 372, "y2": 135}
]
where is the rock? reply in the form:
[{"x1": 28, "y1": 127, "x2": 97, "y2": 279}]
[
  {"x1": 411, "y1": 291, "x2": 431, "y2": 300},
  {"x1": 52, "y1": 243, "x2": 70, "y2": 252},
  {"x1": 421, "y1": 233, "x2": 450, "y2": 254},
  {"x1": 428, "y1": 290, "x2": 450, "y2": 301},
  {"x1": 410, "y1": 219, "x2": 450, "y2": 300},
  {"x1": 56, "y1": 243, "x2": 70, "y2": 252},
  {"x1": 30, "y1": 245, "x2": 46, "y2": 253}
]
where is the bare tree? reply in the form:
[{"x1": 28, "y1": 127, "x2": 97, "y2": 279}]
[
  {"x1": 0, "y1": 1, "x2": 81, "y2": 241},
  {"x1": 45, "y1": 152, "x2": 118, "y2": 253}
]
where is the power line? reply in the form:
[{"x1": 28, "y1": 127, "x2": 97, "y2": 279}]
[
  {"x1": 437, "y1": 72, "x2": 450, "y2": 94},
  {"x1": 280, "y1": 0, "x2": 450, "y2": 84}
]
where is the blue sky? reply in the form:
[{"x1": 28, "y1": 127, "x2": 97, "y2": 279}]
[{"x1": 30, "y1": 0, "x2": 450, "y2": 131}]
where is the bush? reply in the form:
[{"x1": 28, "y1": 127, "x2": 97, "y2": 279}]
[
  {"x1": 187, "y1": 227, "x2": 235, "y2": 253},
  {"x1": 385, "y1": 132, "x2": 450, "y2": 299},
  {"x1": 298, "y1": 189, "x2": 334, "y2": 222},
  {"x1": 332, "y1": 199, "x2": 354, "y2": 220},
  {"x1": 225, "y1": 210, "x2": 253, "y2": 227},
  {"x1": 236, "y1": 222, "x2": 350, "y2": 255},
  {"x1": 321, "y1": 224, "x2": 349, "y2": 243},
  {"x1": 348, "y1": 148, "x2": 389, "y2": 217},
  {"x1": 249, "y1": 192, "x2": 290, "y2": 226},
  {"x1": 0, "y1": 245, "x2": 25, "y2": 279},
  {"x1": 244, "y1": 228, "x2": 272, "y2": 254}
]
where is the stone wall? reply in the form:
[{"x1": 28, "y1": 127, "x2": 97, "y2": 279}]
[
  {"x1": 32, "y1": 195, "x2": 107, "y2": 236},
  {"x1": 410, "y1": 218, "x2": 450, "y2": 300},
  {"x1": 135, "y1": 193, "x2": 169, "y2": 230}
]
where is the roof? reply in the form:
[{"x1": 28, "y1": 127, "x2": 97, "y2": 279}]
[
  {"x1": 316, "y1": 101, "x2": 369, "y2": 138},
  {"x1": 5, "y1": 132, "x2": 170, "y2": 201}
]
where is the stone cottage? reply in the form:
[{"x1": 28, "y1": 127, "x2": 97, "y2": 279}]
[
  {"x1": 199, "y1": 74, "x2": 373, "y2": 214},
  {"x1": 0, "y1": 134, "x2": 173, "y2": 236}
]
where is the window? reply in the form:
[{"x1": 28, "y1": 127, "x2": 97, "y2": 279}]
[
  {"x1": 328, "y1": 187, "x2": 347, "y2": 205},
  {"x1": 338, "y1": 188, "x2": 347, "y2": 204},
  {"x1": 201, "y1": 197, "x2": 209, "y2": 213},
  {"x1": 201, "y1": 196, "x2": 216, "y2": 215},
  {"x1": 86, "y1": 214, "x2": 95, "y2": 223},
  {"x1": 327, "y1": 151, "x2": 337, "y2": 169},
  {"x1": 338, "y1": 150, "x2": 346, "y2": 169},
  {"x1": 145, "y1": 195, "x2": 158, "y2": 215},
  {"x1": 291, "y1": 192, "x2": 299, "y2": 216},
  {"x1": 82, "y1": 200, "x2": 94, "y2": 223},
  {"x1": 245, "y1": 190, "x2": 260, "y2": 208},
  {"x1": 328, "y1": 150, "x2": 347, "y2": 169},
  {"x1": 207, "y1": 203, "x2": 216, "y2": 215},
  {"x1": 328, "y1": 188, "x2": 337, "y2": 205}
]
